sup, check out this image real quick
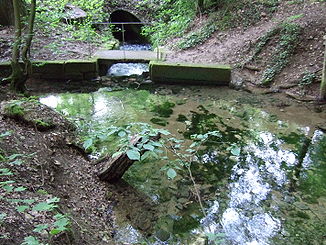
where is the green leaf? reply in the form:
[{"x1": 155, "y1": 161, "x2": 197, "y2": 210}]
[
  {"x1": 16, "y1": 205, "x2": 29, "y2": 212},
  {"x1": 22, "y1": 236, "x2": 43, "y2": 245},
  {"x1": 9, "y1": 159, "x2": 24, "y2": 165},
  {"x1": 14, "y1": 186, "x2": 27, "y2": 192},
  {"x1": 54, "y1": 215, "x2": 69, "y2": 229},
  {"x1": 2, "y1": 185, "x2": 14, "y2": 192},
  {"x1": 83, "y1": 138, "x2": 93, "y2": 150},
  {"x1": 151, "y1": 141, "x2": 163, "y2": 147},
  {"x1": 7, "y1": 153, "x2": 24, "y2": 161},
  {"x1": 167, "y1": 168, "x2": 177, "y2": 179},
  {"x1": 118, "y1": 131, "x2": 127, "y2": 137},
  {"x1": 33, "y1": 224, "x2": 49, "y2": 233},
  {"x1": 0, "y1": 213, "x2": 7, "y2": 222},
  {"x1": 140, "y1": 151, "x2": 151, "y2": 161},
  {"x1": 158, "y1": 129, "x2": 170, "y2": 135},
  {"x1": 126, "y1": 150, "x2": 140, "y2": 161},
  {"x1": 49, "y1": 229, "x2": 61, "y2": 235},
  {"x1": 111, "y1": 151, "x2": 123, "y2": 159},
  {"x1": 23, "y1": 199, "x2": 36, "y2": 204},
  {"x1": 50, "y1": 214, "x2": 70, "y2": 235},
  {"x1": 0, "y1": 131, "x2": 11, "y2": 137},
  {"x1": 32, "y1": 197, "x2": 60, "y2": 212},
  {"x1": 231, "y1": 146, "x2": 241, "y2": 156},
  {"x1": 33, "y1": 202, "x2": 57, "y2": 211},
  {"x1": 0, "y1": 168, "x2": 13, "y2": 176},
  {"x1": 206, "y1": 232, "x2": 225, "y2": 243},
  {"x1": 143, "y1": 143, "x2": 154, "y2": 151}
]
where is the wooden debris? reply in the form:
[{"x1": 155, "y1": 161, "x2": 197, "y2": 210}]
[{"x1": 98, "y1": 134, "x2": 160, "y2": 183}]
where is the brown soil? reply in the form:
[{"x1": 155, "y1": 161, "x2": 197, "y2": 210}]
[
  {"x1": 0, "y1": 97, "x2": 119, "y2": 244},
  {"x1": 166, "y1": 1, "x2": 326, "y2": 99},
  {"x1": 0, "y1": 26, "x2": 99, "y2": 62}
]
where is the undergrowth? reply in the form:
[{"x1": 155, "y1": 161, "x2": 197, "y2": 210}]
[
  {"x1": 258, "y1": 22, "x2": 302, "y2": 85},
  {"x1": 28, "y1": 0, "x2": 114, "y2": 44},
  {"x1": 0, "y1": 132, "x2": 70, "y2": 244},
  {"x1": 176, "y1": 0, "x2": 280, "y2": 49}
]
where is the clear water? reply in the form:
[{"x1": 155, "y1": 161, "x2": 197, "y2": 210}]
[{"x1": 40, "y1": 88, "x2": 326, "y2": 245}]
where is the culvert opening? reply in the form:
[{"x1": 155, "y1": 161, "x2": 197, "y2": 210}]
[{"x1": 110, "y1": 10, "x2": 148, "y2": 43}]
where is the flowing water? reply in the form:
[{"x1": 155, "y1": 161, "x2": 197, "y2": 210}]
[
  {"x1": 107, "y1": 43, "x2": 151, "y2": 76},
  {"x1": 40, "y1": 86, "x2": 326, "y2": 245}
]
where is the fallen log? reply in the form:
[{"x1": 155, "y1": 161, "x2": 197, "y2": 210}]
[{"x1": 98, "y1": 134, "x2": 160, "y2": 183}]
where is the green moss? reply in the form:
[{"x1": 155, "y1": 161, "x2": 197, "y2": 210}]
[
  {"x1": 150, "y1": 117, "x2": 169, "y2": 126},
  {"x1": 4, "y1": 103, "x2": 25, "y2": 117},
  {"x1": 176, "y1": 114, "x2": 188, "y2": 122},
  {"x1": 34, "y1": 119, "x2": 54, "y2": 128},
  {"x1": 296, "y1": 211, "x2": 310, "y2": 219},
  {"x1": 151, "y1": 101, "x2": 175, "y2": 118}
]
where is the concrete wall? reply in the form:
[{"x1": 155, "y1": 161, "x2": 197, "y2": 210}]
[
  {"x1": 0, "y1": 60, "x2": 99, "y2": 81},
  {"x1": 150, "y1": 61, "x2": 231, "y2": 85}
]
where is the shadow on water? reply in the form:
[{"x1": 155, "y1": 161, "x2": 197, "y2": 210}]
[{"x1": 40, "y1": 86, "x2": 326, "y2": 245}]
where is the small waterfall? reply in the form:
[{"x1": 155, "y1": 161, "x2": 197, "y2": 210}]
[{"x1": 107, "y1": 43, "x2": 151, "y2": 76}]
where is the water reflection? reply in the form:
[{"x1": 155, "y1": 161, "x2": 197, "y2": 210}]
[{"x1": 39, "y1": 88, "x2": 326, "y2": 245}]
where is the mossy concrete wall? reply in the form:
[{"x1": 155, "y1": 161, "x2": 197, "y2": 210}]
[
  {"x1": 149, "y1": 61, "x2": 231, "y2": 85},
  {"x1": 0, "y1": 60, "x2": 99, "y2": 80}
]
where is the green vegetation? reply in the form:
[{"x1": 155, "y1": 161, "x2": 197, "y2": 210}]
[
  {"x1": 299, "y1": 71, "x2": 316, "y2": 87},
  {"x1": 249, "y1": 21, "x2": 302, "y2": 85},
  {"x1": 150, "y1": 101, "x2": 175, "y2": 118},
  {"x1": 32, "y1": 0, "x2": 113, "y2": 43},
  {"x1": 0, "y1": 132, "x2": 70, "y2": 244},
  {"x1": 142, "y1": 0, "x2": 280, "y2": 48},
  {"x1": 3, "y1": 100, "x2": 25, "y2": 117},
  {"x1": 261, "y1": 22, "x2": 301, "y2": 85},
  {"x1": 141, "y1": 0, "x2": 197, "y2": 45}
]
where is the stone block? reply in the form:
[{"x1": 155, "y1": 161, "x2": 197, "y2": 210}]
[
  {"x1": 83, "y1": 72, "x2": 98, "y2": 80},
  {"x1": 64, "y1": 60, "x2": 97, "y2": 73},
  {"x1": 64, "y1": 72, "x2": 84, "y2": 80},
  {"x1": 32, "y1": 61, "x2": 65, "y2": 74},
  {"x1": 149, "y1": 61, "x2": 231, "y2": 85}
]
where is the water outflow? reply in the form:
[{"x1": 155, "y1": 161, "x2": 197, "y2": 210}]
[
  {"x1": 107, "y1": 43, "x2": 151, "y2": 76},
  {"x1": 119, "y1": 43, "x2": 152, "y2": 51}
]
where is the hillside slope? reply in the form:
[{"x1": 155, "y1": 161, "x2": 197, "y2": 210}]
[{"x1": 166, "y1": 1, "x2": 326, "y2": 100}]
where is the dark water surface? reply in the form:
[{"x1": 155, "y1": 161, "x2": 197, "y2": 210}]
[{"x1": 40, "y1": 87, "x2": 326, "y2": 245}]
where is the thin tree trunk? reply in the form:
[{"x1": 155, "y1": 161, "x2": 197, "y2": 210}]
[
  {"x1": 22, "y1": 0, "x2": 36, "y2": 77},
  {"x1": 10, "y1": 0, "x2": 25, "y2": 93},
  {"x1": 320, "y1": 35, "x2": 326, "y2": 100}
]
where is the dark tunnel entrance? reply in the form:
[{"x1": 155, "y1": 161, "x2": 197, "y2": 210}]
[{"x1": 109, "y1": 10, "x2": 148, "y2": 43}]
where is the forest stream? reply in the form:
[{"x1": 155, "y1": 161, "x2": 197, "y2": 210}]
[{"x1": 39, "y1": 67, "x2": 326, "y2": 244}]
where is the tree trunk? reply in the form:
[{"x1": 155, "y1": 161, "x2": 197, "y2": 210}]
[
  {"x1": 197, "y1": 0, "x2": 204, "y2": 14},
  {"x1": 10, "y1": 0, "x2": 25, "y2": 93},
  {"x1": 98, "y1": 136, "x2": 142, "y2": 183},
  {"x1": 22, "y1": 0, "x2": 36, "y2": 77},
  {"x1": 98, "y1": 134, "x2": 161, "y2": 183},
  {"x1": 0, "y1": 0, "x2": 25, "y2": 26},
  {"x1": 8, "y1": 0, "x2": 36, "y2": 93},
  {"x1": 320, "y1": 35, "x2": 326, "y2": 100},
  {"x1": 0, "y1": 0, "x2": 15, "y2": 25}
]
